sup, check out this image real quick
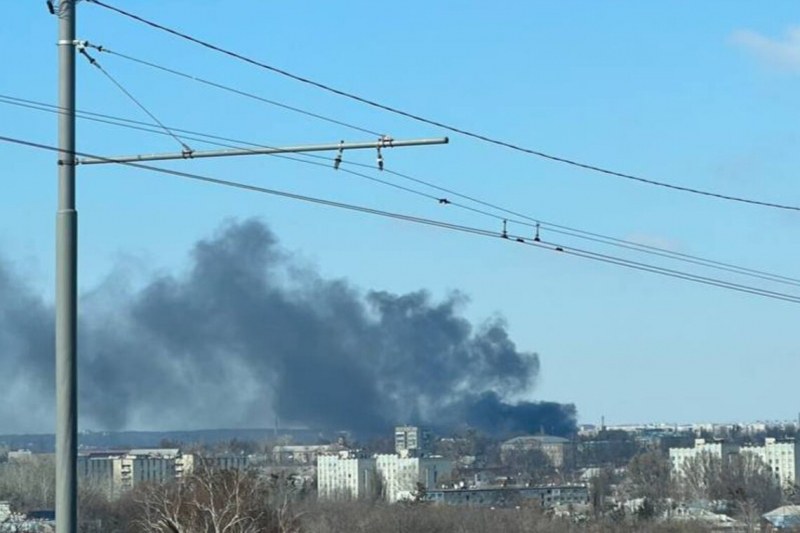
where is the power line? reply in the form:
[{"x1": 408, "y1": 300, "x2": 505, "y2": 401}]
[
  {"x1": 76, "y1": 43, "x2": 192, "y2": 153},
  {"x1": 81, "y1": 43, "x2": 382, "y2": 137},
  {"x1": 4, "y1": 92, "x2": 799, "y2": 289},
  {"x1": 84, "y1": 0, "x2": 800, "y2": 213},
  {"x1": 2, "y1": 132, "x2": 799, "y2": 305},
  {"x1": 46, "y1": 41, "x2": 800, "y2": 281}
]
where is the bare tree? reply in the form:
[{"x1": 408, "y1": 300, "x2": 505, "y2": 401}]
[
  {"x1": 624, "y1": 450, "x2": 672, "y2": 516},
  {"x1": 0, "y1": 454, "x2": 55, "y2": 511},
  {"x1": 133, "y1": 466, "x2": 271, "y2": 533},
  {"x1": 676, "y1": 451, "x2": 781, "y2": 531}
]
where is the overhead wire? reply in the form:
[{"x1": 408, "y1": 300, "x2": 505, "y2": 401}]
[
  {"x1": 81, "y1": 43, "x2": 382, "y2": 137},
  {"x1": 2, "y1": 132, "x2": 799, "y2": 305},
  {"x1": 3, "y1": 92, "x2": 800, "y2": 289},
  {"x1": 54, "y1": 38, "x2": 800, "y2": 282},
  {"x1": 84, "y1": 0, "x2": 800, "y2": 213},
  {"x1": 76, "y1": 42, "x2": 193, "y2": 153}
]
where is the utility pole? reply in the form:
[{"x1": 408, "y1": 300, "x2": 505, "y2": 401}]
[
  {"x1": 55, "y1": 1, "x2": 78, "y2": 532},
  {"x1": 51, "y1": 5, "x2": 443, "y2": 532}
]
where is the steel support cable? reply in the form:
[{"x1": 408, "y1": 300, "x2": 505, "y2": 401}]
[
  {"x1": 2, "y1": 133, "x2": 799, "y2": 305},
  {"x1": 81, "y1": 43, "x2": 382, "y2": 137},
  {"x1": 4, "y1": 93, "x2": 800, "y2": 289},
  {"x1": 76, "y1": 44, "x2": 193, "y2": 152},
  {"x1": 84, "y1": 0, "x2": 800, "y2": 212}
]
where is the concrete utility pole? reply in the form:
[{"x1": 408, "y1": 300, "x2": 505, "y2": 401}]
[
  {"x1": 52, "y1": 6, "x2": 444, "y2": 532},
  {"x1": 55, "y1": 1, "x2": 78, "y2": 532}
]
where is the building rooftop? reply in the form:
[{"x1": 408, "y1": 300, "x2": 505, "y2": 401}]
[{"x1": 502, "y1": 435, "x2": 570, "y2": 446}]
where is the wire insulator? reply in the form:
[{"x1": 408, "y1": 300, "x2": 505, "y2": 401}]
[{"x1": 334, "y1": 140, "x2": 343, "y2": 170}]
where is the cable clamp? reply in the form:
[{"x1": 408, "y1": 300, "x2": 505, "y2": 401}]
[
  {"x1": 379, "y1": 134, "x2": 394, "y2": 148},
  {"x1": 502, "y1": 219, "x2": 509, "y2": 239}
]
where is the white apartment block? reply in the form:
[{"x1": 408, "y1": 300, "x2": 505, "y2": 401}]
[
  {"x1": 375, "y1": 454, "x2": 454, "y2": 503},
  {"x1": 742, "y1": 438, "x2": 800, "y2": 489},
  {"x1": 669, "y1": 438, "x2": 800, "y2": 489},
  {"x1": 669, "y1": 438, "x2": 739, "y2": 478},
  {"x1": 317, "y1": 454, "x2": 378, "y2": 500},
  {"x1": 317, "y1": 452, "x2": 454, "y2": 503}
]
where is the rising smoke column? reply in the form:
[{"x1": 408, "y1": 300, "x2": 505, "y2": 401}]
[{"x1": 0, "y1": 219, "x2": 576, "y2": 436}]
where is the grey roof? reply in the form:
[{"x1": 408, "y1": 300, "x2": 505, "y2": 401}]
[
  {"x1": 502, "y1": 435, "x2": 570, "y2": 446},
  {"x1": 764, "y1": 505, "x2": 800, "y2": 527}
]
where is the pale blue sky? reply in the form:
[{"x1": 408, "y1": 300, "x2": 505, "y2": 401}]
[{"x1": 1, "y1": 1, "x2": 799, "y2": 431}]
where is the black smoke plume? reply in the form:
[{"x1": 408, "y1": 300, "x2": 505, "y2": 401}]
[{"x1": 0, "y1": 219, "x2": 576, "y2": 436}]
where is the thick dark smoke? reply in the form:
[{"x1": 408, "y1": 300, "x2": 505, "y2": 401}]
[{"x1": 0, "y1": 219, "x2": 576, "y2": 436}]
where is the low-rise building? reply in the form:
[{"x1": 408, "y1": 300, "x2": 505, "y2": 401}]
[
  {"x1": 78, "y1": 448, "x2": 194, "y2": 497},
  {"x1": 272, "y1": 444, "x2": 339, "y2": 465},
  {"x1": 425, "y1": 484, "x2": 588, "y2": 508},
  {"x1": 500, "y1": 435, "x2": 574, "y2": 469}
]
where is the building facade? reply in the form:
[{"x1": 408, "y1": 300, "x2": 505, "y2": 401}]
[
  {"x1": 669, "y1": 437, "x2": 800, "y2": 490},
  {"x1": 375, "y1": 454, "x2": 453, "y2": 503},
  {"x1": 316, "y1": 454, "x2": 378, "y2": 500},
  {"x1": 317, "y1": 452, "x2": 454, "y2": 503},
  {"x1": 500, "y1": 435, "x2": 574, "y2": 469},
  {"x1": 669, "y1": 438, "x2": 739, "y2": 478},
  {"x1": 425, "y1": 484, "x2": 589, "y2": 508},
  {"x1": 743, "y1": 438, "x2": 800, "y2": 489},
  {"x1": 272, "y1": 444, "x2": 338, "y2": 465},
  {"x1": 394, "y1": 426, "x2": 432, "y2": 457},
  {"x1": 78, "y1": 448, "x2": 194, "y2": 497}
]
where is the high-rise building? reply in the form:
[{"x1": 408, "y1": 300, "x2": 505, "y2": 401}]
[{"x1": 394, "y1": 425, "x2": 432, "y2": 457}]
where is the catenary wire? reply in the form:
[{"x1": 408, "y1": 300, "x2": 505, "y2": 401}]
[
  {"x1": 4, "y1": 93, "x2": 800, "y2": 289},
  {"x1": 2, "y1": 133, "x2": 799, "y2": 305},
  {"x1": 81, "y1": 43, "x2": 382, "y2": 137},
  {"x1": 84, "y1": 0, "x2": 800, "y2": 213},
  {"x1": 76, "y1": 44, "x2": 193, "y2": 152}
]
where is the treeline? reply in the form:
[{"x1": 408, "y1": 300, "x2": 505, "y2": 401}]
[{"x1": 0, "y1": 458, "x2": 715, "y2": 533}]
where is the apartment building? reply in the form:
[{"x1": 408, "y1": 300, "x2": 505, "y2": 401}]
[
  {"x1": 316, "y1": 453, "x2": 378, "y2": 500},
  {"x1": 669, "y1": 437, "x2": 800, "y2": 489},
  {"x1": 78, "y1": 448, "x2": 194, "y2": 497}
]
